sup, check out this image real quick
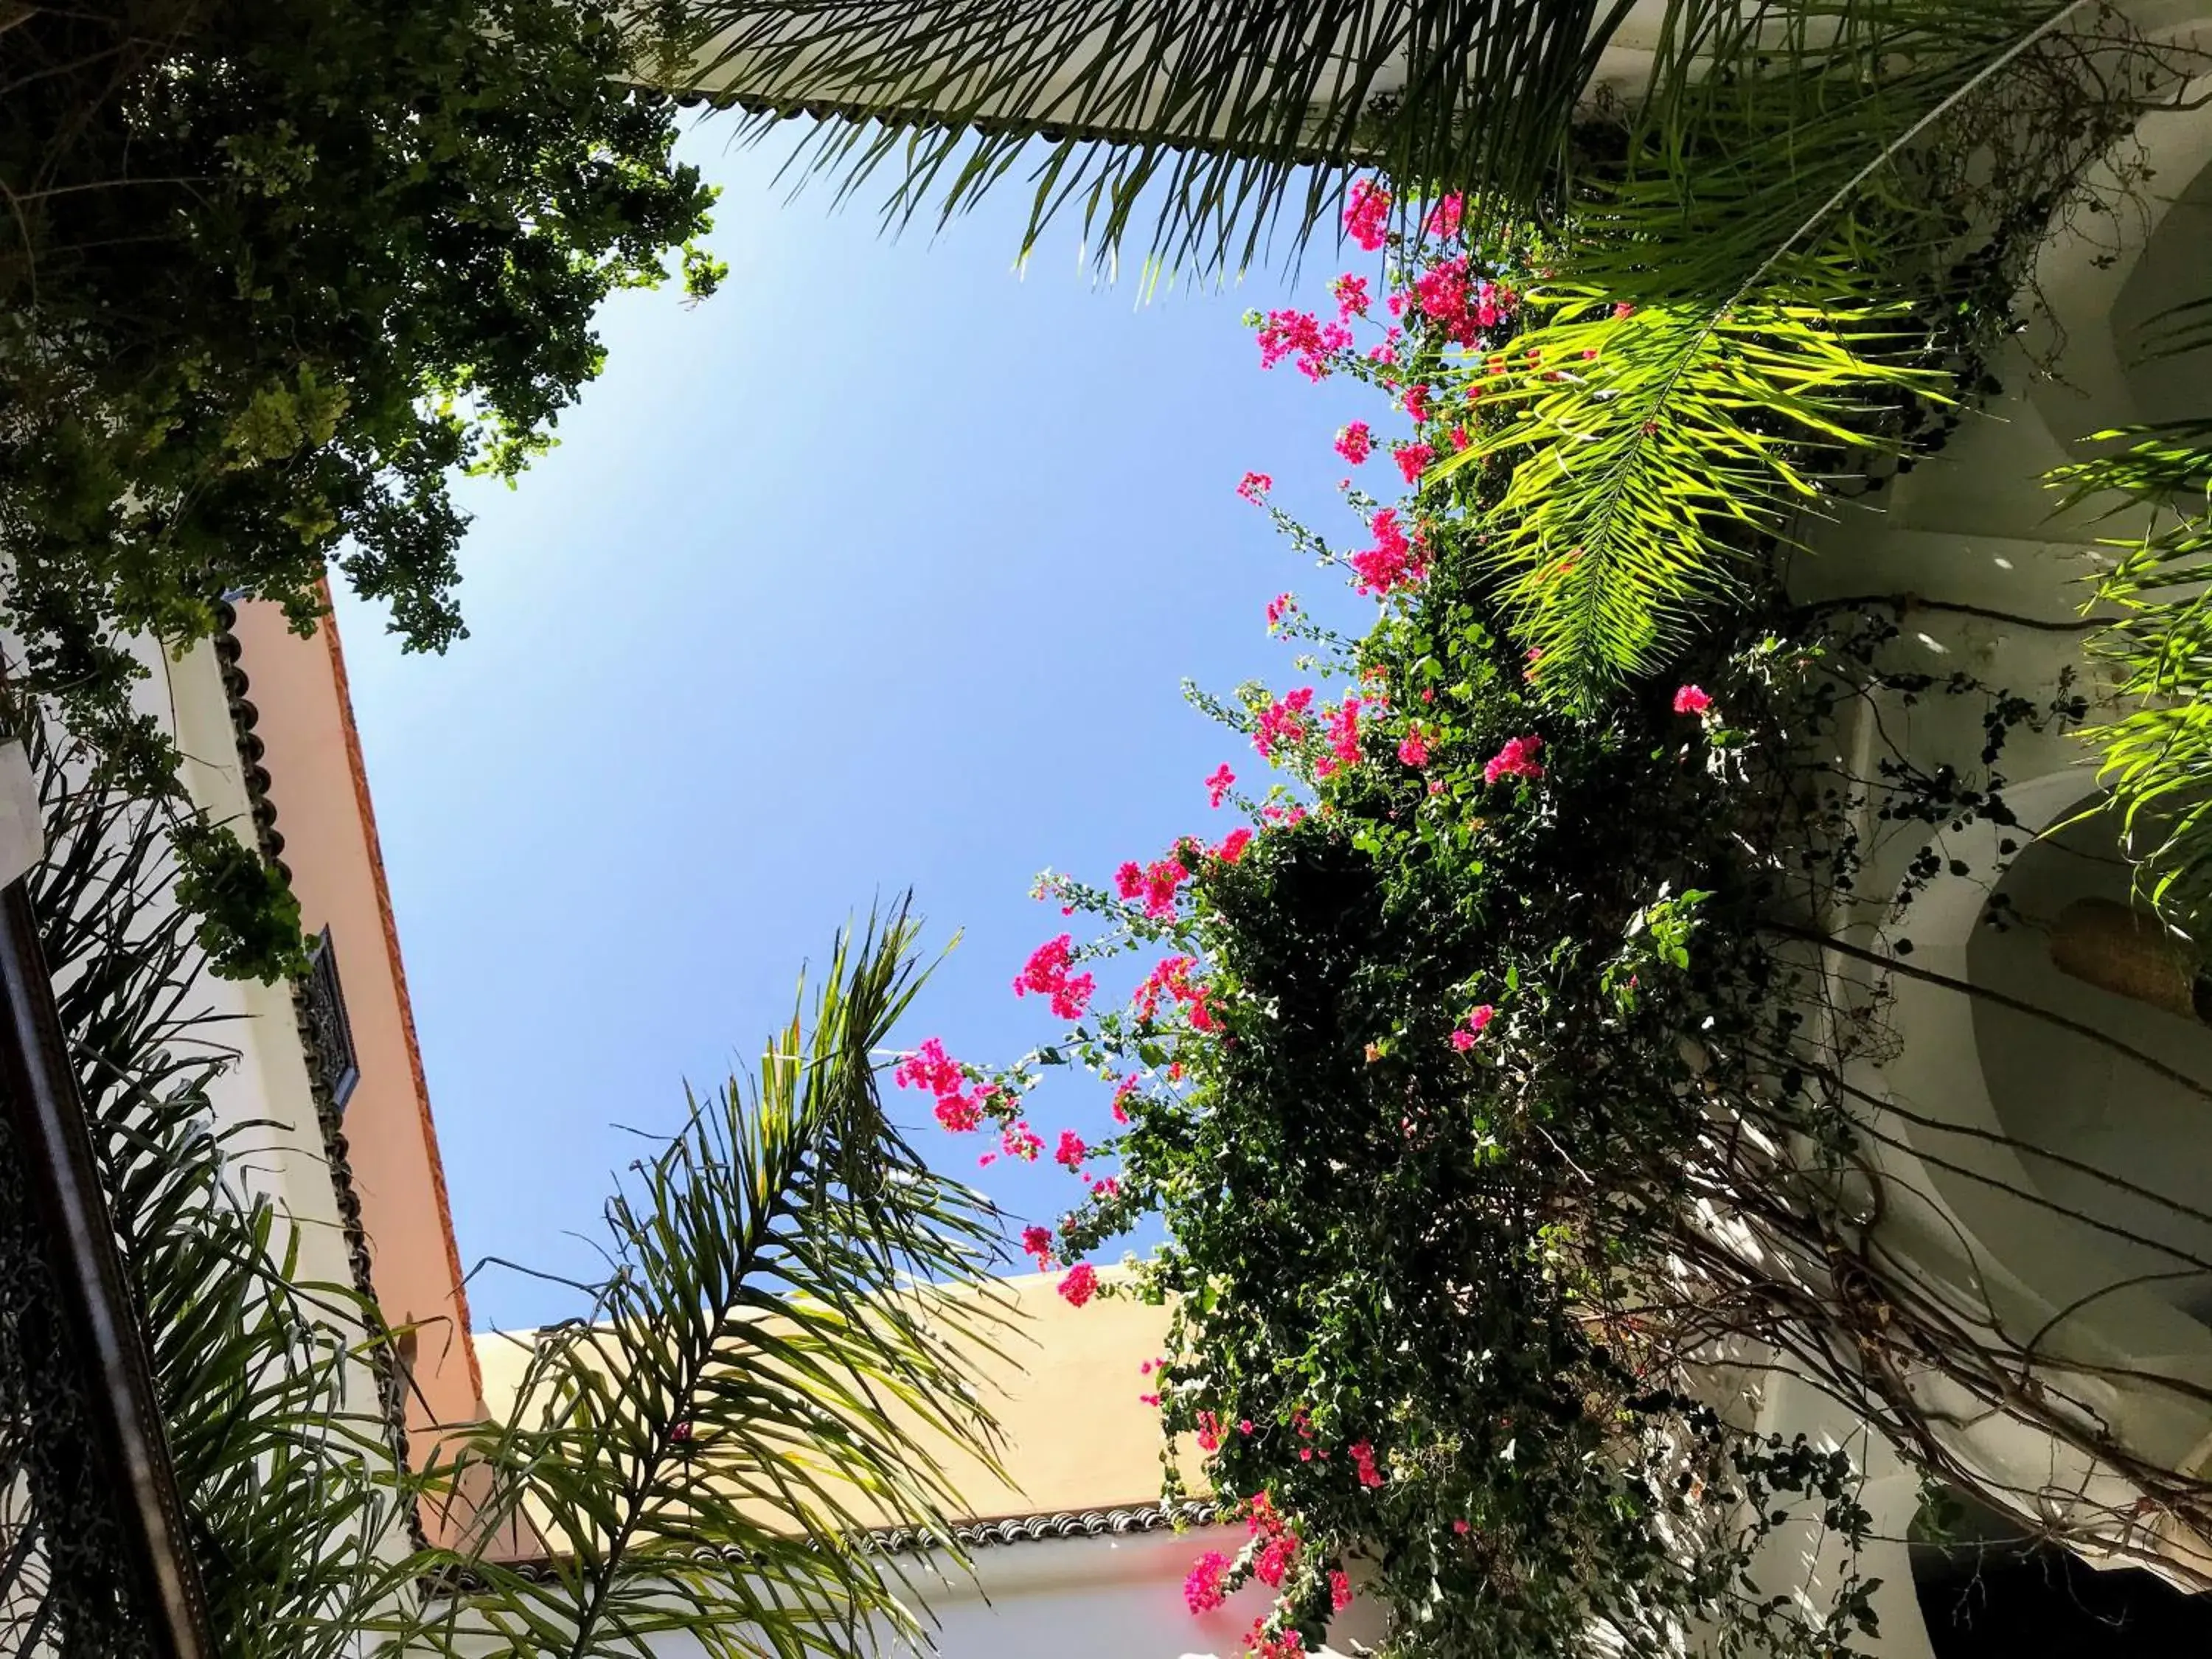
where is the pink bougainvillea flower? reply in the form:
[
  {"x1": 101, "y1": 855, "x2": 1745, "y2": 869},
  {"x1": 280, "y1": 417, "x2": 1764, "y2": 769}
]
[
  {"x1": 1348, "y1": 508, "x2": 1429, "y2": 597},
  {"x1": 1343, "y1": 177, "x2": 1391, "y2": 251},
  {"x1": 1058, "y1": 1262, "x2": 1099, "y2": 1307},
  {"x1": 1114, "y1": 860, "x2": 1144, "y2": 900},
  {"x1": 934, "y1": 1093, "x2": 983, "y2": 1132},
  {"x1": 1054, "y1": 1129, "x2": 1088, "y2": 1171},
  {"x1": 1331, "y1": 1569, "x2": 1354, "y2": 1612},
  {"x1": 1402, "y1": 382, "x2": 1431, "y2": 422},
  {"x1": 1349, "y1": 1439, "x2": 1385, "y2": 1488},
  {"x1": 893, "y1": 1037, "x2": 962, "y2": 1098},
  {"x1": 1245, "y1": 1619, "x2": 1306, "y2": 1659},
  {"x1": 1020, "y1": 1224, "x2": 1055, "y2": 1267},
  {"x1": 1450, "y1": 1005, "x2": 1497, "y2": 1050},
  {"x1": 1112, "y1": 1074, "x2": 1138, "y2": 1123},
  {"x1": 1335, "y1": 420, "x2": 1374, "y2": 465},
  {"x1": 1207, "y1": 762, "x2": 1237, "y2": 807},
  {"x1": 1001, "y1": 1120, "x2": 1043, "y2": 1161},
  {"x1": 1015, "y1": 934, "x2": 1093, "y2": 1020},
  {"x1": 1453, "y1": 1518, "x2": 1472, "y2": 1536},
  {"x1": 1135, "y1": 954, "x2": 1202, "y2": 1022},
  {"x1": 1330, "y1": 271, "x2": 1371, "y2": 321},
  {"x1": 1183, "y1": 1550, "x2": 1232, "y2": 1615},
  {"x1": 1368, "y1": 340, "x2": 1399, "y2": 367},
  {"x1": 1254, "y1": 686, "x2": 1316, "y2": 758},
  {"x1": 1483, "y1": 735, "x2": 1544, "y2": 786},
  {"x1": 1397, "y1": 728, "x2": 1430, "y2": 768},
  {"x1": 1394, "y1": 442, "x2": 1435, "y2": 485},
  {"x1": 1091, "y1": 1175, "x2": 1121, "y2": 1200},
  {"x1": 1425, "y1": 192, "x2": 1464, "y2": 240},
  {"x1": 1214, "y1": 827, "x2": 1255, "y2": 864},
  {"x1": 1256, "y1": 308, "x2": 1352, "y2": 380},
  {"x1": 1196, "y1": 1410, "x2": 1222, "y2": 1453},
  {"x1": 1265, "y1": 592, "x2": 1297, "y2": 628},
  {"x1": 1314, "y1": 695, "x2": 1363, "y2": 779},
  {"x1": 1674, "y1": 684, "x2": 1716, "y2": 717},
  {"x1": 1236, "y1": 470, "x2": 1273, "y2": 504},
  {"x1": 1253, "y1": 1534, "x2": 1298, "y2": 1588}
]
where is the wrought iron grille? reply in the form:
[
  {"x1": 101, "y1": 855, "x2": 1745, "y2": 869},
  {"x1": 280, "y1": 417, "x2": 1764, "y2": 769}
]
[
  {"x1": 303, "y1": 928, "x2": 360, "y2": 1111},
  {"x1": 0, "y1": 1105, "x2": 156, "y2": 1659}
]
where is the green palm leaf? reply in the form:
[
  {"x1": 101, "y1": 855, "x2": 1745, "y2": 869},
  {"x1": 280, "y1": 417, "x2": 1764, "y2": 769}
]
[
  {"x1": 410, "y1": 904, "x2": 1016, "y2": 1659},
  {"x1": 655, "y1": 0, "x2": 1641, "y2": 276},
  {"x1": 1432, "y1": 278, "x2": 1940, "y2": 700},
  {"x1": 2048, "y1": 422, "x2": 2212, "y2": 932}
]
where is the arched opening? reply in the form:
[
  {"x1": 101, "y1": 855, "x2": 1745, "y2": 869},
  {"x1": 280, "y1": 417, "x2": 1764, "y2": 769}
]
[
  {"x1": 1967, "y1": 804, "x2": 2212, "y2": 1329},
  {"x1": 1911, "y1": 1488, "x2": 2212, "y2": 1656}
]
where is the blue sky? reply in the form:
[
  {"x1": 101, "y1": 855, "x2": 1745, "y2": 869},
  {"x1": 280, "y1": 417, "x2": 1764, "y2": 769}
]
[{"x1": 332, "y1": 119, "x2": 1382, "y2": 1332}]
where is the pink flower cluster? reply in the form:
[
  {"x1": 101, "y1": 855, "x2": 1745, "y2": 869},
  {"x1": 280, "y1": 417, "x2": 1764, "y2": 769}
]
[
  {"x1": 1397, "y1": 726, "x2": 1432, "y2": 768},
  {"x1": 1402, "y1": 383, "x2": 1430, "y2": 422},
  {"x1": 1215, "y1": 827, "x2": 1254, "y2": 864},
  {"x1": 1449, "y1": 1004, "x2": 1496, "y2": 1051},
  {"x1": 1054, "y1": 1128, "x2": 1088, "y2": 1171},
  {"x1": 1135, "y1": 954, "x2": 1212, "y2": 1029},
  {"x1": 1674, "y1": 684, "x2": 1716, "y2": 717},
  {"x1": 1256, "y1": 308, "x2": 1352, "y2": 381},
  {"x1": 1207, "y1": 762, "x2": 1237, "y2": 807},
  {"x1": 1411, "y1": 254, "x2": 1513, "y2": 346},
  {"x1": 1184, "y1": 1550, "x2": 1232, "y2": 1614},
  {"x1": 1237, "y1": 470, "x2": 1273, "y2": 504},
  {"x1": 1348, "y1": 1439, "x2": 1385, "y2": 1489},
  {"x1": 1255, "y1": 686, "x2": 1315, "y2": 758},
  {"x1": 1331, "y1": 1569, "x2": 1354, "y2": 1612},
  {"x1": 1343, "y1": 178, "x2": 1391, "y2": 251},
  {"x1": 1245, "y1": 1622, "x2": 1306, "y2": 1659},
  {"x1": 1112, "y1": 1075, "x2": 1138, "y2": 1122},
  {"x1": 1013, "y1": 934, "x2": 1094, "y2": 1021},
  {"x1": 1196, "y1": 1410, "x2": 1223, "y2": 1453},
  {"x1": 1483, "y1": 734, "x2": 1544, "y2": 786},
  {"x1": 1266, "y1": 593, "x2": 1297, "y2": 628},
  {"x1": 1349, "y1": 508, "x2": 1427, "y2": 596},
  {"x1": 1315, "y1": 695, "x2": 1363, "y2": 779},
  {"x1": 1330, "y1": 271, "x2": 1370, "y2": 321},
  {"x1": 1020, "y1": 1224, "x2": 1055, "y2": 1267},
  {"x1": 1394, "y1": 441, "x2": 1434, "y2": 485},
  {"x1": 1254, "y1": 1533, "x2": 1297, "y2": 1588},
  {"x1": 1059, "y1": 1262, "x2": 1098, "y2": 1307},
  {"x1": 1335, "y1": 420, "x2": 1373, "y2": 465},
  {"x1": 1116, "y1": 848, "x2": 1192, "y2": 919},
  {"x1": 894, "y1": 1037, "x2": 987, "y2": 1133}
]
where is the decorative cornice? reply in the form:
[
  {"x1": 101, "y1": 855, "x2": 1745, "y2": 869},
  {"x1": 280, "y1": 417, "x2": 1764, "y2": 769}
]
[
  {"x1": 863, "y1": 1499, "x2": 1219, "y2": 1556},
  {"x1": 441, "y1": 1500, "x2": 1222, "y2": 1593},
  {"x1": 209, "y1": 608, "x2": 422, "y2": 1545}
]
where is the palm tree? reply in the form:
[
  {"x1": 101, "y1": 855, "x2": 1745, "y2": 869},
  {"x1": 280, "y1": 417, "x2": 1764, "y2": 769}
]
[
  {"x1": 18, "y1": 704, "x2": 1012, "y2": 1659},
  {"x1": 401, "y1": 907, "x2": 1016, "y2": 1659}
]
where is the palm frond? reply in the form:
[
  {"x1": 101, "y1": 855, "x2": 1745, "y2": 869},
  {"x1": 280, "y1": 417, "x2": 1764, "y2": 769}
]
[
  {"x1": 2047, "y1": 422, "x2": 2212, "y2": 933},
  {"x1": 413, "y1": 903, "x2": 1016, "y2": 1659},
  {"x1": 657, "y1": 0, "x2": 1640, "y2": 277},
  {"x1": 12, "y1": 695, "x2": 421, "y2": 1659},
  {"x1": 1432, "y1": 277, "x2": 1940, "y2": 700}
]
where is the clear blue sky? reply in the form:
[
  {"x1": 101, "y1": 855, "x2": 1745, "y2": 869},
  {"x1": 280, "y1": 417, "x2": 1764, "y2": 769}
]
[{"x1": 332, "y1": 119, "x2": 1380, "y2": 1332}]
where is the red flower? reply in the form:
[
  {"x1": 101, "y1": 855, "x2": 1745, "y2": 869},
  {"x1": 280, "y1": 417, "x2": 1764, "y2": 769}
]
[
  {"x1": 1482, "y1": 735, "x2": 1544, "y2": 786},
  {"x1": 1330, "y1": 1569, "x2": 1354, "y2": 1611},
  {"x1": 1020, "y1": 1225, "x2": 1055, "y2": 1267},
  {"x1": 1343, "y1": 178, "x2": 1391, "y2": 251},
  {"x1": 1058, "y1": 1262, "x2": 1099, "y2": 1307},
  {"x1": 1673, "y1": 684, "x2": 1716, "y2": 717},
  {"x1": 1215, "y1": 827, "x2": 1255, "y2": 864},
  {"x1": 1183, "y1": 1550, "x2": 1232, "y2": 1614},
  {"x1": 1054, "y1": 1129, "x2": 1088, "y2": 1171}
]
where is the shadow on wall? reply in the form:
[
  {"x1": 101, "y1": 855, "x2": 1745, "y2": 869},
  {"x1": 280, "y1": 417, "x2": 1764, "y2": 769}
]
[{"x1": 1912, "y1": 1489, "x2": 2212, "y2": 1656}]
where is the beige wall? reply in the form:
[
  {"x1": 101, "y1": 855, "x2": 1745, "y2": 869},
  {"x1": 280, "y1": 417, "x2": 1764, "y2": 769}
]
[
  {"x1": 476, "y1": 1272, "x2": 1186, "y2": 1528},
  {"x1": 228, "y1": 601, "x2": 484, "y2": 1453}
]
